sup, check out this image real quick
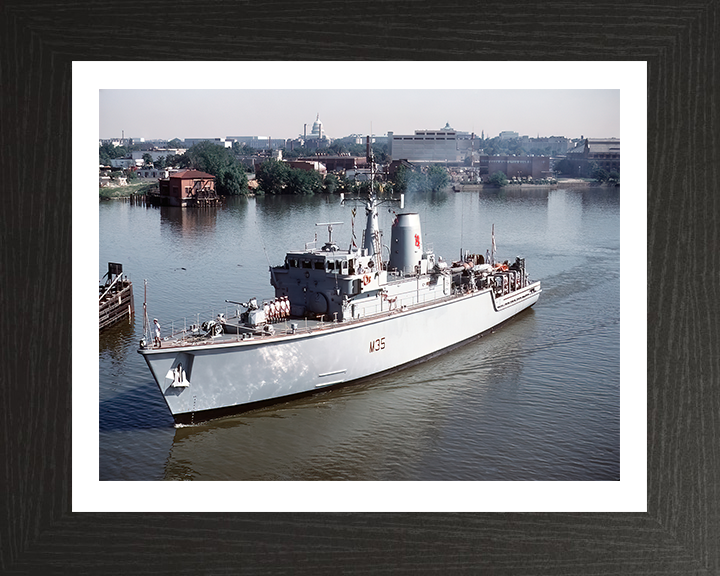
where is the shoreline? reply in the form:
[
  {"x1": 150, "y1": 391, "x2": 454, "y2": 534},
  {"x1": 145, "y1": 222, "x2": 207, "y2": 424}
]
[
  {"x1": 452, "y1": 179, "x2": 619, "y2": 192},
  {"x1": 99, "y1": 181, "x2": 156, "y2": 199}
]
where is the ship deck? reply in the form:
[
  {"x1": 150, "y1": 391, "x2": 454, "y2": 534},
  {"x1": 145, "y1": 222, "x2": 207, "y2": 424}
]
[
  {"x1": 142, "y1": 281, "x2": 540, "y2": 354},
  {"x1": 149, "y1": 290, "x2": 465, "y2": 352}
]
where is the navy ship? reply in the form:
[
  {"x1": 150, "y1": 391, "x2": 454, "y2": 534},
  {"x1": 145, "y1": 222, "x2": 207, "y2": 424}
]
[{"x1": 138, "y1": 179, "x2": 541, "y2": 425}]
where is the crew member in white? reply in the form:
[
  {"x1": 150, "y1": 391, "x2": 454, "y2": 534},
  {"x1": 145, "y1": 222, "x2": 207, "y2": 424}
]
[{"x1": 153, "y1": 318, "x2": 161, "y2": 348}]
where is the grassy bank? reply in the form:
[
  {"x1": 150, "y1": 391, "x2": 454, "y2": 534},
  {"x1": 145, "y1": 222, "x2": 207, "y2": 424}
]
[{"x1": 99, "y1": 182, "x2": 156, "y2": 199}]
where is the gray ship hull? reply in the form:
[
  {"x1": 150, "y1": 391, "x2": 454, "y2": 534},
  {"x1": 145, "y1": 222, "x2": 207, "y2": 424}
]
[{"x1": 139, "y1": 282, "x2": 541, "y2": 424}]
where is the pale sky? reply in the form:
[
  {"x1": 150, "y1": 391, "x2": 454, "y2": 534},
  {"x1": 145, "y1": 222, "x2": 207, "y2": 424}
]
[{"x1": 99, "y1": 88, "x2": 619, "y2": 142}]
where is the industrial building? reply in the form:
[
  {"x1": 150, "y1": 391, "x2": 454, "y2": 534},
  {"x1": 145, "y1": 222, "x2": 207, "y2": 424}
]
[
  {"x1": 388, "y1": 124, "x2": 478, "y2": 163},
  {"x1": 564, "y1": 138, "x2": 620, "y2": 176},
  {"x1": 483, "y1": 156, "x2": 551, "y2": 180},
  {"x1": 227, "y1": 135, "x2": 282, "y2": 150}
]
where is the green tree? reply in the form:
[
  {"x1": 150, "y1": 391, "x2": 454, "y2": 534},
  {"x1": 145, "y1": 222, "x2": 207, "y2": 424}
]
[
  {"x1": 488, "y1": 171, "x2": 508, "y2": 187},
  {"x1": 393, "y1": 164, "x2": 447, "y2": 193},
  {"x1": 328, "y1": 142, "x2": 347, "y2": 155},
  {"x1": 185, "y1": 142, "x2": 248, "y2": 195},
  {"x1": 142, "y1": 153, "x2": 154, "y2": 167},
  {"x1": 281, "y1": 145, "x2": 313, "y2": 160},
  {"x1": 371, "y1": 142, "x2": 389, "y2": 163},
  {"x1": 590, "y1": 162, "x2": 609, "y2": 183},
  {"x1": 355, "y1": 180, "x2": 372, "y2": 195},
  {"x1": 336, "y1": 173, "x2": 352, "y2": 194},
  {"x1": 286, "y1": 169, "x2": 322, "y2": 195},
  {"x1": 427, "y1": 165, "x2": 449, "y2": 192},
  {"x1": 168, "y1": 138, "x2": 183, "y2": 148},
  {"x1": 216, "y1": 167, "x2": 249, "y2": 196},
  {"x1": 99, "y1": 143, "x2": 127, "y2": 165},
  {"x1": 324, "y1": 173, "x2": 339, "y2": 194},
  {"x1": 256, "y1": 159, "x2": 290, "y2": 194},
  {"x1": 174, "y1": 153, "x2": 192, "y2": 169},
  {"x1": 164, "y1": 153, "x2": 188, "y2": 168},
  {"x1": 232, "y1": 141, "x2": 256, "y2": 155},
  {"x1": 393, "y1": 165, "x2": 410, "y2": 194},
  {"x1": 553, "y1": 158, "x2": 573, "y2": 176},
  {"x1": 347, "y1": 143, "x2": 366, "y2": 157}
]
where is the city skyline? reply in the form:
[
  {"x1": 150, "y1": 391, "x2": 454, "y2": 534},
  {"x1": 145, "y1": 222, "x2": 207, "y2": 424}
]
[{"x1": 99, "y1": 88, "x2": 620, "y2": 143}]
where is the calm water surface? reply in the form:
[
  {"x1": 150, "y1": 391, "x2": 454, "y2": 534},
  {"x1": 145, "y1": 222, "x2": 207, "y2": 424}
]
[{"x1": 99, "y1": 187, "x2": 620, "y2": 481}]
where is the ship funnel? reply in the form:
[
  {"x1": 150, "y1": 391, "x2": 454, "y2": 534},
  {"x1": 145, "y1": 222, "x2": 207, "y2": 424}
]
[{"x1": 388, "y1": 213, "x2": 423, "y2": 274}]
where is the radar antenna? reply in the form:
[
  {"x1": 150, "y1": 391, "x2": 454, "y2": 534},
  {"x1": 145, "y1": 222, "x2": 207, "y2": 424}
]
[{"x1": 315, "y1": 222, "x2": 344, "y2": 245}]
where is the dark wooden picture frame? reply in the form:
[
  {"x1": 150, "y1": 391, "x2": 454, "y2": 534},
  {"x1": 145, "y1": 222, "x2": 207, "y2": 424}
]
[{"x1": 2, "y1": 1, "x2": 717, "y2": 573}]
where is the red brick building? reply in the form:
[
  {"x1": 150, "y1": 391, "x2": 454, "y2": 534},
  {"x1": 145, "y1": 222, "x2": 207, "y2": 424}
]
[{"x1": 157, "y1": 170, "x2": 218, "y2": 207}]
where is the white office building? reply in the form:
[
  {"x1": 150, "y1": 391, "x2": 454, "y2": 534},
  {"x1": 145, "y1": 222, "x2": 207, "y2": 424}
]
[{"x1": 389, "y1": 123, "x2": 477, "y2": 163}]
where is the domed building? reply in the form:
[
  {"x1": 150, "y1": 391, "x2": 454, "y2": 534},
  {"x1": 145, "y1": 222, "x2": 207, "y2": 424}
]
[
  {"x1": 301, "y1": 114, "x2": 330, "y2": 149},
  {"x1": 309, "y1": 114, "x2": 324, "y2": 139}
]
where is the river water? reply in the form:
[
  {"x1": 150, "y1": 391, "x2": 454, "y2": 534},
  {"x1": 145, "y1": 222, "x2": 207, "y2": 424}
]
[{"x1": 99, "y1": 186, "x2": 620, "y2": 481}]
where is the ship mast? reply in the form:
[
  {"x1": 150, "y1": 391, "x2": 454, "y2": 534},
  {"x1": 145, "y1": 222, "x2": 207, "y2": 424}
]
[
  {"x1": 363, "y1": 157, "x2": 380, "y2": 257},
  {"x1": 342, "y1": 135, "x2": 403, "y2": 267}
]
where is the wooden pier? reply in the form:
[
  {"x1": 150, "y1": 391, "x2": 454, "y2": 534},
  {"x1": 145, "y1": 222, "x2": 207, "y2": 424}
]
[{"x1": 99, "y1": 263, "x2": 134, "y2": 330}]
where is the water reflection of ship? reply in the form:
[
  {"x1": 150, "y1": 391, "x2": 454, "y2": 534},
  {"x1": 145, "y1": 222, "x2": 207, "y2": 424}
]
[
  {"x1": 163, "y1": 362, "x2": 454, "y2": 481},
  {"x1": 161, "y1": 321, "x2": 532, "y2": 481}
]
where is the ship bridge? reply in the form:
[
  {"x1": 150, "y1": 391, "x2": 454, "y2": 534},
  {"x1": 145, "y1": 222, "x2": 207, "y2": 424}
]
[
  {"x1": 271, "y1": 242, "x2": 386, "y2": 321},
  {"x1": 270, "y1": 193, "x2": 436, "y2": 321}
]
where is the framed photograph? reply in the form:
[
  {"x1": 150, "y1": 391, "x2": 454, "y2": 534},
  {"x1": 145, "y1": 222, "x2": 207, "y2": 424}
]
[{"x1": 3, "y1": 3, "x2": 716, "y2": 573}]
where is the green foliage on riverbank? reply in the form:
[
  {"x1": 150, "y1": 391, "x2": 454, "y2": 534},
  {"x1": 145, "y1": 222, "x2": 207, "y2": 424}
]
[
  {"x1": 394, "y1": 165, "x2": 449, "y2": 194},
  {"x1": 184, "y1": 142, "x2": 248, "y2": 196},
  {"x1": 99, "y1": 182, "x2": 155, "y2": 199},
  {"x1": 488, "y1": 171, "x2": 509, "y2": 187},
  {"x1": 255, "y1": 159, "x2": 341, "y2": 195}
]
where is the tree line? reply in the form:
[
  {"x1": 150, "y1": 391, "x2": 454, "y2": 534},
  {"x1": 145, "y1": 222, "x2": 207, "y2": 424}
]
[
  {"x1": 101, "y1": 141, "x2": 453, "y2": 196},
  {"x1": 394, "y1": 165, "x2": 449, "y2": 194},
  {"x1": 255, "y1": 159, "x2": 337, "y2": 195}
]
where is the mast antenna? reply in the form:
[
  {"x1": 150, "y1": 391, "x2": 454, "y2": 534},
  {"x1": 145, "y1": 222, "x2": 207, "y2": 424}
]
[{"x1": 316, "y1": 222, "x2": 343, "y2": 244}]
